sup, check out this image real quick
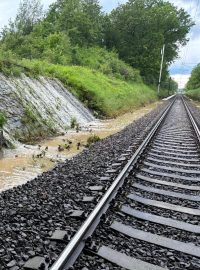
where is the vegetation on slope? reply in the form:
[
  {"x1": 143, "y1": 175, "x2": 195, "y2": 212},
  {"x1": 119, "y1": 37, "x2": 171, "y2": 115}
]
[
  {"x1": 186, "y1": 89, "x2": 200, "y2": 101},
  {"x1": 0, "y1": 0, "x2": 193, "y2": 85},
  {"x1": 0, "y1": 112, "x2": 7, "y2": 129},
  {"x1": 186, "y1": 64, "x2": 200, "y2": 90},
  {"x1": 0, "y1": 0, "x2": 191, "y2": 118},
  {"x1": 0, "y1": 48, "x2": 156, "y2": 117},
  {"x1": 0, "y1": 46, "x2": 142, "y2": 83},
  {"x1": 185, "y1": 64, "x2": 200, "y2": 101},
  {"x1": 19, "y1": 59, "x2": 157, "y2": 117}
]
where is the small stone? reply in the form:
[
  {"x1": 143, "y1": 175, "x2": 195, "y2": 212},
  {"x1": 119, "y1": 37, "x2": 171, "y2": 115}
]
[
  {"x1": 24, "y1": 256, "x2": 45, "y2": 270},
  {"x1": 28, "y1": 251, "x2": 36, "y2": 257},
  {"x1": 50, "y1": 230, "x2": 68, "y2": 241},
  {"x1": 89, "y1": 186, "x2": 103, "y2": 191},
  {"x1": 10, "y1": 267, "x2": 19, "y2": 270},
  {"x1": 7, "y1": 260, "x2": 16, "y2": 268},
  {"x1": 70, "y1": 210, "x2": 84, "y2": 217},
  {"x1": 100, "y1": 176, "x2": 111, "y2": 181},
  {"x1": 82, "y1": 196, "x2": 95, "y2": 202}
]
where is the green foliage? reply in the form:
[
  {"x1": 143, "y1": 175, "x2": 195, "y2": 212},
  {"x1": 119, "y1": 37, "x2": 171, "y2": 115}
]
[
  {"x1": 158, "y1": 77, "x2": 177, "y2": 97},
  {"x1": 19, "y1": 110, "x2": 57, "y2": 143},
  {"x1": 21, "y1": 105, "x2": 38, "y2": 124},
  {"x1": 185, "y1": 64, "x2": 200, "y2": 101},
  {"x1": 45, "y1": 0, "x2": 104, "y2": 46},
  {"x1": 1, "y1": 0, "x2": 43, "y2": 37},
  {"x1": 72, "y1": 46, "x2": 142, "y2": 82},
  {"x1": 186, "y1": 64, "x2": 200, "y2": 90},
  {"x1": 19, "y1": 59, "x2": 157, "y2": 117},
  {"x1": 70, "y1": 117, "x2": 78, "y2": 128},
  {"x1": 0, "y1": 48, "x2": 25, "y2": 76},
  {"x1": 43, "y1": 118, "x2": 57, "y2": 133},
  {"x1": 104, "y1": 0, "x2": 193, "y2": 84},
  {"x1": 87, "y1": 134, "x2": 100, "y2": 146},
  {"x1": 0, "y1": 0, "x2": 192, "y2": 114},
  {"x1": 0, "y1": 0, "x2": 192, "y2": 91},
  {"x1": 185, "y1": 89, "x2": 200, "y2": 101},
  {"x1": 0, "y1": 112, "x2": 7, "y2": 128}
]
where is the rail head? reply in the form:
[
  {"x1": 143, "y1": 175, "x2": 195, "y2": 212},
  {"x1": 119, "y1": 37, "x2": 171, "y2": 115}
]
[
  {"x1": 182, "y1": 96, "x2": 200, "y2": 143},
  {"x1": 50, "y1": 97, "x2": 176, "y2": 270}
]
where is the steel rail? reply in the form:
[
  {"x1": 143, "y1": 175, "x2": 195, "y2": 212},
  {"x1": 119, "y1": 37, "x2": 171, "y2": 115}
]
[
  {"x1": 182, "y1": 96, "x2": 200, "y2": 144},
  {"x1": 51, "y1": 96, "x2": 176, "y2": 270}
]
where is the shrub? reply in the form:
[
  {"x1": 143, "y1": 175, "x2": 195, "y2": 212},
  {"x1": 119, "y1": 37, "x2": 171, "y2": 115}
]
[
  {"x1": 72, "y1": 46, "x2": 142, "y2": 82},
  {"x1": 87, "y1": 134, "x2": 100, "y2": 146},
  {"x1": 0, "y1": 112, "x2": 7, "y2": 128},
  {"x1": 70, "y1": 117, "x2": 77, "y2": 128},
  {"x1": 21, "y1": 105, "x2": 38, "y2": 124},
  {"x1": 185, "y1": 88, "x2": 200, "y2": 101}
]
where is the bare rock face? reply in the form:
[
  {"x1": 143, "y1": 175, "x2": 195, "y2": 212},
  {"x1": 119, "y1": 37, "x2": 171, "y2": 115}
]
[{"x1": 0, "y1": 73, "x2": 95, "y2": 143}]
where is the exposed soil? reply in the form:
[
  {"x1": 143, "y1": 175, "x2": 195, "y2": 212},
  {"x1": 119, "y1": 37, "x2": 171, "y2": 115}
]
[{"x1": 0, "y1": 102, "x2": 160, "y2": 192}]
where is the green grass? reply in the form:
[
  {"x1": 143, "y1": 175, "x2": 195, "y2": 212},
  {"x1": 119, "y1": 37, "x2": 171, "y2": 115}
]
[
  {"x1": 185, "y1": 89, "x2": 200, "y2": 101},
  {"x1": 18, "y1": 59, "x2": 157, "y2": 117},
  {"x1": 72, "y1": 47, "x2": 142, "y2": 82}
]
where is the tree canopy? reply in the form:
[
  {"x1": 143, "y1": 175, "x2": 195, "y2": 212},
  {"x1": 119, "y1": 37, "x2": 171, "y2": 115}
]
[
  {"x1": 0, "y1": 0, "x2": 193, "y2": 86},
  {"x1": 44, "y1": 0, "x2": 104, "y2": 45},
  {"x1": 104, "y1": 0, "x2": 193, "y2": 83}
]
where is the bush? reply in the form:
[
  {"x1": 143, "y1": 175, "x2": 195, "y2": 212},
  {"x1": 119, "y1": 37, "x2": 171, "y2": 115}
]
[
  {"x1": 71, "y1": 46, "x2": 142, "y2": 82},
  {"x1": 70, "y1": 117, "x2": 77, "y2": 128},
  {"x1": 21, "y1": 105, "x2": 38, "y2": 124},
  {"x1": 87, "y1": 134, "x2": 100, "y2": 146},
  {"x1": 0, "y1": 48, "x2": 24, "y2": 76},
  {"x1": 185, "y1": 89, "x2": 200, "y2": 101},
  {"x1": 0, "y1": 112, "x2": 7, "y2": 128}
]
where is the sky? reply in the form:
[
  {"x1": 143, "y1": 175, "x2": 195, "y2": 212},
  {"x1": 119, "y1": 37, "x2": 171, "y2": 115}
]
[{"x1": 0, "y1": 0, "x2": 199, "y2": 88}]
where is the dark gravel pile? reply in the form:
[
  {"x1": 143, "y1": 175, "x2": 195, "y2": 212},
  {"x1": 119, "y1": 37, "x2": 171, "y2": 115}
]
[{"x1": 0, "y1": 101, "x2": 170, "y2": 269}]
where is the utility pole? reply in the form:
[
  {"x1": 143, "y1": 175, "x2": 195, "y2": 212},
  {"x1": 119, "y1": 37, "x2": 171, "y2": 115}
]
[{"x1": 157, "y1": 44, "x2": 165, "y2": 94}]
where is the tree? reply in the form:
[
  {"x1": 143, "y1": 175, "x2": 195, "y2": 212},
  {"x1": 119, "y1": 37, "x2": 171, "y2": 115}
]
[
  {"x1": 45, "y1": 0, "x2": 104, "y2": 45},
  {"x1": 187, "y1": 64, "x2": 200, "y2": 90},
  {"x1": 161, "y1": 76, "x2": 178, "y2": 94},
  {"x1": 105, "y1": 0, "x2": 193, "y2": 84},
  {"x1": 0, "y1": 0, "x2": 43, "y2": 54},
  {"x1": 15, "y1": 0, "x2": 43, "y2": 35}
]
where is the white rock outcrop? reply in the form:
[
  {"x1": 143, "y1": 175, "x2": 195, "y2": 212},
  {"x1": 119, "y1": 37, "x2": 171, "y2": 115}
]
[{"x1": 0, "y1": 73, "x2": 95, "y2": 141}]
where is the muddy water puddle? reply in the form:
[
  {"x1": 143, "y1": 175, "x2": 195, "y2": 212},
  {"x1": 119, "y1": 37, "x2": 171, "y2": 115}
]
[{"x1": 0, "y1": 102, "x2": 160, "y2": 192}]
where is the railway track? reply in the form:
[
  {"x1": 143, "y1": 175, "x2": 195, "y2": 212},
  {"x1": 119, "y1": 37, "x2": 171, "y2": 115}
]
[
  {"x1": 27, "y1": 96, "x2": 200, "y2": 270},
  {"x1": 47, "y1": 96, "x2": 200, "y2": 270}
]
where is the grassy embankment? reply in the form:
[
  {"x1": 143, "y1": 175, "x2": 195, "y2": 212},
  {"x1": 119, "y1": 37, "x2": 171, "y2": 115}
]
[
  {"x1": 1, "y1": 59, "x2": 157, "y2": 118},
  {"x1": 185, "y1": 89, "x2": 200, "y2": 101}
]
